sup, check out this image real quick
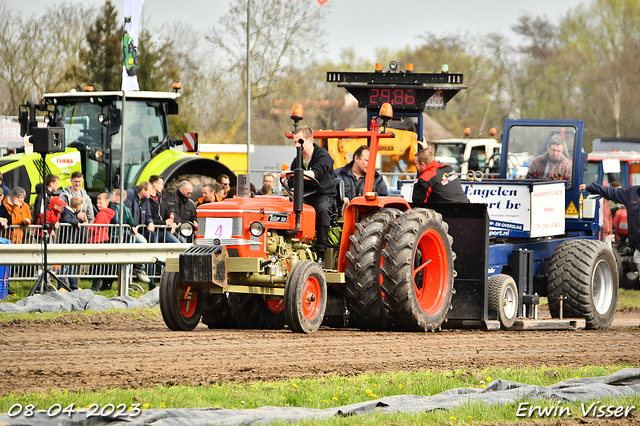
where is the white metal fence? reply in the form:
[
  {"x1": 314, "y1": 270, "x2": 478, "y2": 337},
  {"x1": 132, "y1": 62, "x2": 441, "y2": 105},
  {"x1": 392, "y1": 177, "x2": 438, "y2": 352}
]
[{"x1": 0, "y1": 224, "x2": 185, "y2": 282}]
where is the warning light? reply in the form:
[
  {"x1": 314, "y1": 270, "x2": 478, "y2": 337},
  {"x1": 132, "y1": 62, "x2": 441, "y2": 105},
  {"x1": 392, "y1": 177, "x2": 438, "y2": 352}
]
[
  {"x1": 364, "y1": 192, "x2": 377, "y2": 201},
  {"x1": 95, "y1": 151, "x2": 103, "y2": 158},
  {"x1": 464, "y1": 127, "x2": 471, "y2": 137},
  {"x1": 375, "y1": 63, "x2": 382, "y2": 72},
  {"x1": 172, "y1": 83, "x2": 181, "y2": 93},
  {"x1": 406, "y1": 63, "x2": 414, "y2": 73},
  {"x1": 489, "y1": 127, "x2": 497, "y2": 136},
  {"x1": 379, "y1": 103, "x2": 393, "y2": 121},
  {"x1": 84, "y1": 86, "x2": 94, "y2": 92},
  {"x1": 290, "y1": 104, "x2": 304, "y2": 121},
  {"x1": 282, "y1": 163, "x2": 289, "y2": 171}
]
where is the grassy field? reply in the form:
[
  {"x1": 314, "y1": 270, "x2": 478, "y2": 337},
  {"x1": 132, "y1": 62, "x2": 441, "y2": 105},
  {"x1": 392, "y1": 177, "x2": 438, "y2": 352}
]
[
  {"x1": 1, "y1": 286, "x2": 638, "y2": 424},
  {"x1": 0, "y1": 366, "x2": 637, "y2": 425}
]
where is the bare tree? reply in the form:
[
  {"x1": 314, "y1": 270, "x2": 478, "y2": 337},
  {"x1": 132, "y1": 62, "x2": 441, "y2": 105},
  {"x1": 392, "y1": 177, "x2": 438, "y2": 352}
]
[
  {"x1": 204, "y1": 0, "x2": 330, "y2": 145},
  {"x1": 0, "y1": 3, "x2": 94, "y2": 115}
]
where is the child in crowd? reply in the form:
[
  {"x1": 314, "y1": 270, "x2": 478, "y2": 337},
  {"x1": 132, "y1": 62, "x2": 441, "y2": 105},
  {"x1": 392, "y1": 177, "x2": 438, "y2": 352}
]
[
  {"x1": 58, "y1": 195, "x2": 87, "y2": 290},
  {"x1": 110, "y1": 189, "x2": 137, "y2": 241},
  {"x1": 90, "y1": 193, "x2": 116, "y2": 292},
  {"x1": 36, "y1": 196, "x2": 66, "y2": 240},
  {"x1": 110, "y1": 189, "x2": 149, "y2": 283}
]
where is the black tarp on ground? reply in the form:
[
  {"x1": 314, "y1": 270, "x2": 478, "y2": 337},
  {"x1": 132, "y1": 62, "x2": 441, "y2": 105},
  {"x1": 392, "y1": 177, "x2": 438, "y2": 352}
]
[{"x1": 0, "y1": 288, "x2": 159, "y2": 313}]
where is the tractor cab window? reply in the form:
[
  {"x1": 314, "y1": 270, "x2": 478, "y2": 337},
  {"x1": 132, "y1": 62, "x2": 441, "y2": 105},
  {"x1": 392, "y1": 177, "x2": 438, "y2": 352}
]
[
  {"x1": 53, "y1": 97, "x2": 166, "y2": 193},
  {"x1": 468, "y1": 146, "x2": 487, "y2": 171},
  {"x1": 112, "y1": 100, "x2": 166, "y2": 188},
  {"x1": 54, "y1": 101, "x2": 105, "y2": 150},
  {"x1": 54, "y1": 99, "x2": 111, "y2": 193},
  {"x1": 506, "y1": 125, "x2": 576, "y2": 187},
  {"x1": 583, "y1": 161, "x2": 600, "y2": 187},
  {"x1": 432, "y1": 143, "x2": 463, "y2": 173}
]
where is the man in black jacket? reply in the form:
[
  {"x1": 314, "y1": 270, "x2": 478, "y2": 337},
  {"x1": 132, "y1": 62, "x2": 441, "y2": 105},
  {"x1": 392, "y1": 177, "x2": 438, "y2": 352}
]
[
  {"x1": 334, "y1": 145, "x2": 388, "y2": 214},
  {"x1": 148, "y1": 175, "x2": 178, "y2": 243},
  {"x1": 412, "y1": 148, "x2": 469, "y2": 205},
  {"x1": 580, "y1": 182, "x2": 640, "y2": 279},
  {"x1": 33, "y1": 174, "x2": 60, "y2": 222},
  {"x1": 163, "y1": 180, "x2": 196, "y2": 242},
  {"x1": 281, "y1": 126, "x2": 336, "y2": 267}
]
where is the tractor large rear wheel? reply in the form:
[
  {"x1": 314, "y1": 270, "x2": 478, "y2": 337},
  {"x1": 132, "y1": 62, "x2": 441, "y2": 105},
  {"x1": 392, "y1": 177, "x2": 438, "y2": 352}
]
[
  {"x1": 547, "y1": 240, "x2": 618, "y2": 330},
  {"x1": 284, "y1": 261, "x2": 327, "y2": 334},
  {"x1": 201, "y1": 292, "x2": 236, "y2": 329},
  {"x1": 228, "y1": 293, "x2": 285, "y2": 329},
  {"x1": 381, "y1": 208, "x2": 455, "y2": 331},
  {"x1": 159, "y1": 271, "x2": 203, "y2": 331},
  {"x1": 344, "y1": 208, "x2": 401, "y2": 330}
]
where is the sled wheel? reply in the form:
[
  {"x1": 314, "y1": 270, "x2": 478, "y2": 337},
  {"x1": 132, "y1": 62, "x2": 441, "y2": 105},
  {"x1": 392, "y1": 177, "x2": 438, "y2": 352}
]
[
  {"x1": 159, "y1": 271, "x2": 203, "y2": 331},
  {"x1": 488, "y1": 274, "x2": 518, "y2": 330},
  {"x1": 284, "y1": 261, "x2": 327, "y2": 334},
  {"x1": 344, "y1": 208, "x2": 401, "y2": 330},
  {"x1": 228, "y1": 293, "x2": 285, "y2": 329},
  {"x1": 381, "y1": 208, "x2": 455, "y2": 331},
  {"x1": 548, "y1": 239, "x2": 618, "y2": 330},
  {"x1": 264, "y1": 298, "x2": 284, "y2": 314},
  {"x1": 201, "y1": 292, "x2": 236, "y2": 329}
]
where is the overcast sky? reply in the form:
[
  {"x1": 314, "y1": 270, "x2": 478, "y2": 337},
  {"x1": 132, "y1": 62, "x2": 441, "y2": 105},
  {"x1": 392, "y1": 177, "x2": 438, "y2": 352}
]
[{"x1": 4, "y1": 0, "x2": 587, "y2": 61}]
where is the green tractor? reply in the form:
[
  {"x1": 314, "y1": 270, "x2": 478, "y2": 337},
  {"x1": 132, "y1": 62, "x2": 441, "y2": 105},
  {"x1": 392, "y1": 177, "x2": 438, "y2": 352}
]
[{"x1": 1, "y1": 88, "x2": 234, "y2": 203}]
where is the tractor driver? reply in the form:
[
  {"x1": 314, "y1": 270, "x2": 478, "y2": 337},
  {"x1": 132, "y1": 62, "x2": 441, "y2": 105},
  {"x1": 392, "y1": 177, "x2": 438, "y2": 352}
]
[
  {"x1": 281, "y1": 126, "x2": 336, "y2": 267},
  {"x1": 526, "y1": 134, "x2": 572, "y2": 181}
]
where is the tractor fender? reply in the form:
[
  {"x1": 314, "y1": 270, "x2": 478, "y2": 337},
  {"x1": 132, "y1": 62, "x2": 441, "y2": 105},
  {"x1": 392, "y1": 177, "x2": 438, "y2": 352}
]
[
  {"x1": 135, "y1": 151, "x2": 236, "y2": 200},
  {"x1": 337, "y1": 195, "x2": 410, "y2": 272}
]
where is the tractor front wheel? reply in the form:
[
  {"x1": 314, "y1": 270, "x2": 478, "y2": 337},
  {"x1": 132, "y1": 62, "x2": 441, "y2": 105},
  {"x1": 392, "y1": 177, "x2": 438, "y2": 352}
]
[
  {"x1": 159, "y1": 271, "x2": 203, "y2": 331},
  {"x1": 381, "y1": 208, "x2": 454, "y2": 331},
  {"x1": 284, "y1": 261, "x2": 327, "y2": 334}
]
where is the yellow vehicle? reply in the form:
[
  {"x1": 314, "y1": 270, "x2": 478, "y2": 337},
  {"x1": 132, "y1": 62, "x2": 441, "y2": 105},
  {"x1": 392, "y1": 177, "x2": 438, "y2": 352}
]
[{"x1": 318, "y1": 126, "x2": 419, "y2": 178}]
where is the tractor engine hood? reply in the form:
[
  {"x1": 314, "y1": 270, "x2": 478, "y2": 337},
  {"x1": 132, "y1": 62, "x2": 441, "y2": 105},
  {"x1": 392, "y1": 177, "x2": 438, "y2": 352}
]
[{"x1": 195, "y1": 196, "x2": 317, "y2": 245}]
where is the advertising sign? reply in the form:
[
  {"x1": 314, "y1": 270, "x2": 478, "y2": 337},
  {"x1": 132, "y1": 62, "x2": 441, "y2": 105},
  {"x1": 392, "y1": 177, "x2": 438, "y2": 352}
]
[
  {"x1": 462, "y1": 183, "x2": 531, "y2": 237},
  {"x1": 530, "y1": 182, "x2": 565, "y2": 237}
]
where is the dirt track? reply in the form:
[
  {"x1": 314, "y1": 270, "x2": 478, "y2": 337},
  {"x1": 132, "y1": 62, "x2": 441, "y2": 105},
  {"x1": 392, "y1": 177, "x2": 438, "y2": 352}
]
[{"x1": 0, "y1": 307, "x2": 638, "y2": 397}]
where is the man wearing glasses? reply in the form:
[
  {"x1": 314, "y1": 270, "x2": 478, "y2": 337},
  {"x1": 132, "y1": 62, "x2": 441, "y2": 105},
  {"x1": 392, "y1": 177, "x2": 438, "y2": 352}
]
[
  {"x1": 280, "y1": 126, "x2": 336, "y2": 267},
  {"x1": 163, "y1": 180, "x2": 197, "y2": 242},
  {"x1": 217, "y1": 174, "x2": 231, "y2": 199}
]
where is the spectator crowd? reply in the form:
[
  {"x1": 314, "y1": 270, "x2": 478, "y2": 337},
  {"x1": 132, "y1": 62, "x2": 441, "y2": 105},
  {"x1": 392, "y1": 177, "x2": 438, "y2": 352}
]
[{"x1": 0, "y1": 170, "x2": 239, "y2": 292}]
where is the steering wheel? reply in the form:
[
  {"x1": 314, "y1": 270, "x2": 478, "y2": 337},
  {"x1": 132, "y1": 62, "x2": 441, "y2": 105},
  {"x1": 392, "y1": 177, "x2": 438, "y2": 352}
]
[
  {"x1": 486, "y1": 152, "x2": 502, "y2": 175},
  {"x1": 280, "y1": 171, "x2": 320, "y2": 199}
]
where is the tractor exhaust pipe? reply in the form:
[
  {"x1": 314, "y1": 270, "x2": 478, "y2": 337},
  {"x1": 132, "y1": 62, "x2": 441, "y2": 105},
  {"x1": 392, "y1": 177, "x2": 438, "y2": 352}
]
[{"x1": 287, "y1": 144, "x2": 304, "y2": 236}]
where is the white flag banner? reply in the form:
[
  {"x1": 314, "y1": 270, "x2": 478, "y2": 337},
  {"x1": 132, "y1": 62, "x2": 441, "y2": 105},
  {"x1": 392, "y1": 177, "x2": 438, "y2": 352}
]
[{"x1": 122, "y1": 0, "x2": 144, "y2": 91}]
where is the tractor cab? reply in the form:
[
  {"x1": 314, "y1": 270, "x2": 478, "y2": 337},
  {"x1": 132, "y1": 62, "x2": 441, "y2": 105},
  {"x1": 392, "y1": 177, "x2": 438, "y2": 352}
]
[
  {"x1": 4, "y1": 88, "x2": 234, "y2": 203},
  {"x1": 38, "y1": 90, "x2": 179, "y2": 194}
]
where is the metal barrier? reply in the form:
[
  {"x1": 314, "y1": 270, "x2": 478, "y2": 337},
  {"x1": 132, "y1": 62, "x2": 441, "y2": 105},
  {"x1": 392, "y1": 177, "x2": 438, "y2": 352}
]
[{"x1": 0, "y1": 224, "x2": 189, "y2": 294}]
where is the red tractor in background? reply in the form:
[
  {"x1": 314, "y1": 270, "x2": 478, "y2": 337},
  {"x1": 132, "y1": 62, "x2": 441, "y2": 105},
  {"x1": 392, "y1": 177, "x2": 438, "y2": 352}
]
[{"x1": 159, "y1": 64, "x2": 466, "y2": 333}]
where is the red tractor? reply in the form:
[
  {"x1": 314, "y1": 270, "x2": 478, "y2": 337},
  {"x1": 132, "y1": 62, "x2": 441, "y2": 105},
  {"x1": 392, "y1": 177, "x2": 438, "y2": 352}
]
[{"x1": 160, "y1": 63, "x2": 465, "y2": 333}]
